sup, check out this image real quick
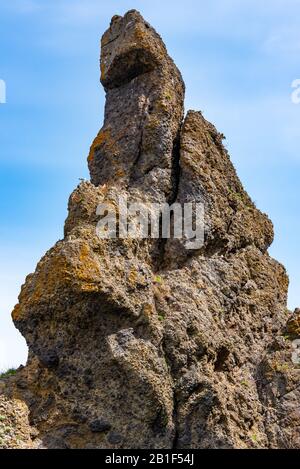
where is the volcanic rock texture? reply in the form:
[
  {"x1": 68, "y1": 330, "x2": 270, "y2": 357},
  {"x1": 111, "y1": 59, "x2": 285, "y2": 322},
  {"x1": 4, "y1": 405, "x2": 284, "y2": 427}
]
[{"x1": 1, "y1": 10, "x2": 299, "y2": 449}]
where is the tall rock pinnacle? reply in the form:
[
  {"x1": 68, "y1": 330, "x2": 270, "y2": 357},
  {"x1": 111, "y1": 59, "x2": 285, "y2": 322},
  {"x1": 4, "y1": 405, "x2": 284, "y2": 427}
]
[
  {"x1": 88, "y1": 10, "x2": 185, "y2": 203},
  {"x1": 1, "y1": 10, "x2": 299, "y2": 449}
]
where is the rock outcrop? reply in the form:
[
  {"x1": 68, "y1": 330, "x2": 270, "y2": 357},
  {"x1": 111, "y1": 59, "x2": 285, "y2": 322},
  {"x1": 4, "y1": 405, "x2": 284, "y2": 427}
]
[
  {"x1": 88, "y1": 10, "x2": 184, "y2": 205},
  {"x1": 0, "y1": 379, "x2": 36, "y2": 449},
  {"x1": 1, "y1": 10, "x2": 299, "y2": 449}
]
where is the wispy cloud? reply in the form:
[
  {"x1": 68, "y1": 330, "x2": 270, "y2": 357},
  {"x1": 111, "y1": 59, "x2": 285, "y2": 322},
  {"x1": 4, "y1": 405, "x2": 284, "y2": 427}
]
[{"x1": 0, "y1": 252, "x2": 33, "y2": 370}]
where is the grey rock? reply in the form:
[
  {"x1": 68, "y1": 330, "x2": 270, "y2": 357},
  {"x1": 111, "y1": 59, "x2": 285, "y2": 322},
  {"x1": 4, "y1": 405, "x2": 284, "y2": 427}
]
[{"x1": 1, "y1": 10, "x2": 299, "y2": 450}]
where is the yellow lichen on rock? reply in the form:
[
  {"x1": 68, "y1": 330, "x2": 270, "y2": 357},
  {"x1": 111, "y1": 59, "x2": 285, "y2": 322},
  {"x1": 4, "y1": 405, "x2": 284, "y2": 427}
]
[{"x1": 87, "y1": 128, "x2": 111, "y2": 163}]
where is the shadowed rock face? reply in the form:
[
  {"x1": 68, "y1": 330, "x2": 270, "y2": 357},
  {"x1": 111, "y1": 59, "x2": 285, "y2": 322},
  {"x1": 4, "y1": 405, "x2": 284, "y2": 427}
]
[{"x1": 1, "y1": 10, "x2": 299, "y2": 449}]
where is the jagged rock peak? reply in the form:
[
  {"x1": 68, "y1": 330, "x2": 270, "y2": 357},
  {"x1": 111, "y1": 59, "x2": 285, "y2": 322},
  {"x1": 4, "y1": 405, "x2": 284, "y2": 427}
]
[
  {"x1": 88, "y1": 10, "x2": 185, "y2": 202},
  {"x1": 1, "y1": 11, "x2": 299, "y2": 450}
]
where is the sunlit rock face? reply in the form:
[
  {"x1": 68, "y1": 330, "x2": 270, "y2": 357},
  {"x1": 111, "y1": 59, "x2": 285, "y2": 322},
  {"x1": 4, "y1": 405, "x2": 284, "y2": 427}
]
[{"x1": 1, "y1": 10, "x2": 299, "y2": 449}]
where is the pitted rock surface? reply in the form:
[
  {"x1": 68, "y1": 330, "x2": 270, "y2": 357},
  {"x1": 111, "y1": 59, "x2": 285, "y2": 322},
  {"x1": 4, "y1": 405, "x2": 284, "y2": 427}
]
[{"x1": 1, "y1": 10, "x2": 299, "y2": 449}]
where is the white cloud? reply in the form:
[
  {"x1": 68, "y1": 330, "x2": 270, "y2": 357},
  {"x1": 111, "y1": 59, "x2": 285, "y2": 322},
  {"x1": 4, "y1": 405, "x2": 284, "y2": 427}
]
[
  {"x1": 0, "y1": 340, "x2": 8, "y2": 371},
  {"x1": 0, "y1": 250, "x2": 32, "y2": 371}
]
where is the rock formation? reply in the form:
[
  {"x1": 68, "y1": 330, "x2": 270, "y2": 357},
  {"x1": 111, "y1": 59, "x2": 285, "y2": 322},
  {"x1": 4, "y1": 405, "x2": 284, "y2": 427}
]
[{"x1": 1, "y1": 10, "x2": 299, "y2": 449}]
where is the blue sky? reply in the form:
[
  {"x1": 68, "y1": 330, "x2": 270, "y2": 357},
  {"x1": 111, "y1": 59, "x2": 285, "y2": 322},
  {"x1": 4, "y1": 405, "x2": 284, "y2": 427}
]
[{"x1": 0, "y1": 0, "x2": 299, "y2": 370}]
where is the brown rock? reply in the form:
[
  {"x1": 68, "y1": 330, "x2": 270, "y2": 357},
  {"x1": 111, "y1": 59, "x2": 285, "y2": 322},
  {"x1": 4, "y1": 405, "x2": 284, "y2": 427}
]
[
  {"x1": 1, "y1": 10, "x2": 299, "y2": 449},
  {"x1": 88, "y1": 10, "x2": 185, "y2": 204},
  {"x1": 287, "y1": 308, "x2": 300, "y2": 336},
  {"x1": 0, "y1": 377, "x2": 39, "y2": 449}
]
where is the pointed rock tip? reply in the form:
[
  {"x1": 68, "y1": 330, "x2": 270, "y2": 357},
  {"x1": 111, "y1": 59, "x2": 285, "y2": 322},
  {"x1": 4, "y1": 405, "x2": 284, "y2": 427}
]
[
  {"x1": 101, "y1": 10, "x2": 169, "y2": 90},
  {"x1": 109, "y1": 10, "x2": 143, "y2": 26}
]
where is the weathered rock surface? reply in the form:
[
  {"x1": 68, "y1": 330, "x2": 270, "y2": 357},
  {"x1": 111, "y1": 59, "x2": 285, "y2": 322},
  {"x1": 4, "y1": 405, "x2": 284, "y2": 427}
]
[
  {"x1": 1, "y1": 10, "x2": 299, "y2": 449},
  {"x1": 0, "y1": 378, "x2": 38, "y2": 449},
  {"x1": 88, "y1": 10, "x2": 184, "y2": 205}
]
